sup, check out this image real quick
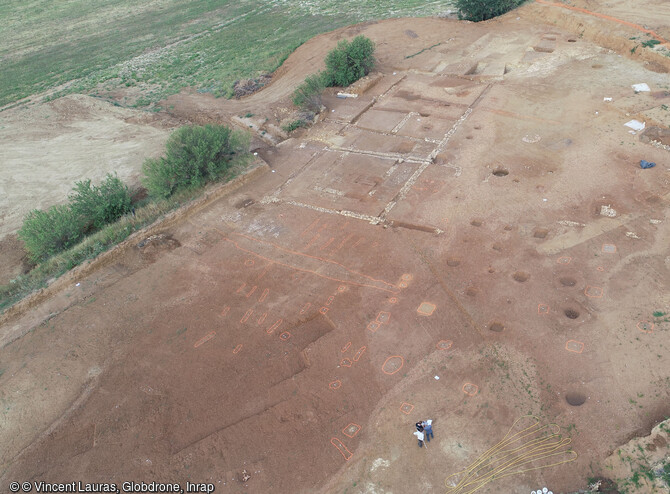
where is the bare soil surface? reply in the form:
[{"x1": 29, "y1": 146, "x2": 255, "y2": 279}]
[
  {"x1": 0, "y1": 94, "x2": 182, "y2": 242},
  {"x1": 2, "y1": 2, "x2": 670, "y2": 493}
]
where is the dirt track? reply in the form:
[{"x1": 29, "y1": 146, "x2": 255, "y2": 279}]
[{"x1": 2, "y1": 2, "x2": 670, "y2": 493}]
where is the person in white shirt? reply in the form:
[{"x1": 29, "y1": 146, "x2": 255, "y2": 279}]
[
  {"x1": 413, "y1": 429, "x2": 425, "y2": 447},
  {"x1": 422, "y1": 420, "x2": 433, "y2": 442}
]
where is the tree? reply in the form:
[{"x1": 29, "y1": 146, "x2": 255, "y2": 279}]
[
  {"x1": 18, "y1": 205, "x2": 84, "y2": 262},
  {"x1": 323, "y1": 35, "x2": 375, "y2": 87},
  {"x1": 293, "y1": 73, "x2": 326, "y2": 113},
  {"x1": 142, "y1": 125, "x2": 249, "y2": 198},
  {"x1": 69, "y1": 173, "x2": 132, "y2": 231},
  {"x1": 456, "y1": 0, "x2": 525, "y2": 22}
]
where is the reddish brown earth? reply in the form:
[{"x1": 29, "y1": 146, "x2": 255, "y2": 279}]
[{"x1": 2, "y1": 2, "x2": 670, "y2": 493}]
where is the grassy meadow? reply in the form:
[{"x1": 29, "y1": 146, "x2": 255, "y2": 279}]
[{"x1": 1, "y1": 0, "x2": 455, "y2": 108}]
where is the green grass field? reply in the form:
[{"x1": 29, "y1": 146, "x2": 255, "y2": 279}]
[{"x1": 1, "y1": 0, "x2": 455, "y2": 108}]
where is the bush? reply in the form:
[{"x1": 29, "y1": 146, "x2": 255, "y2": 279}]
[
  {"x1": 142, "y1": 124, "x2": 249, "y2": 198},
  {"x1": 18, "y1": 205, "x2": 84, "y2": 262},
  {"x1": 3, "y1": 186, "x2": 208, "y2": 312},
  {"x1": 17, "y1": 174, "x2": 133, "y2": 263},
  {"x1": 641, "y1": 39, "x2": 661, "y2": 48},
  {"x1": 293, "y1": 73, "x2": 325, "y2": 113},
  {"x1": 323, "y1": 35, "x2": 375, "y2": 87},
  {"x1": 282, "y1": 120, "x2": 308, "y2": 133},
  {"x1": 70, "y1": 173, "x2": 132, "y2": 231},
  {"x1": 456, "y1": 0, "x2": 525, "y2": 21}
]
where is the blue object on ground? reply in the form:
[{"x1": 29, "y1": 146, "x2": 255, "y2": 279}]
[{"x1": 640, "y1": 160, "x2": 656, "y2": 169}]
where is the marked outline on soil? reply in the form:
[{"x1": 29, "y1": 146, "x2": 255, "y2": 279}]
[
  {"x1": 462, "y1": 383, "x2": 479, "y2": 396},
  {"x1": 565, "y1": 340, "x2": 584, "y2": 353},
  {"x1": 194, "y1": 331, "x2": 216, "y2": 348},
  {"x1": 331, "y1": 437, "x2": 353, "y2": 460},
  {"x1": 382, "y1": 355, "x2": 404, "y2": 375},
  {"x1": 342, "y1": 423, "x2": 361, "y2": 438},
  {"x1": 221, "y1": 233, "x2": 400, "y2": 293}
]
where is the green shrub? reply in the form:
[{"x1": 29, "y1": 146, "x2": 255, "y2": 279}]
[
  {"x1": 323, "y1": 35, "x2": 375, "y2": 87},
  {"x1": 293, "y1": 73, "x2": 326, "y2": 112},
  {"x1": 18, "y1": 205, "x2": 84, "y2": 262},
  {"x1": 142, "y1": 124, "x2": 249, "y2": 198},
  {"x1": 70, "y1": 173, "x2": 132, "y2": 231},
  {"x1": 455, "y1": 0, "x2": 525, "y2": 22},
  {"x1": 2, "y1": 185, "x2": 210, "y2": 312},
  {"x1": 17, "y1": 174, "x2": 132, "y2": 263},
  {"x1": 642, "y1": 39, "x2": 661, "y2": 48},
  {"x1": 282, "y1": 120, "x2": 308, "y2": 133}
]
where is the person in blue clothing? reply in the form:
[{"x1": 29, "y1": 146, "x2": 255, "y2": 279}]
[{"x1": 422, "y1": 420, "x2": 434, "y2": 442}]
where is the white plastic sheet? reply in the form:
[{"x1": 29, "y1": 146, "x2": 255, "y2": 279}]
[
  {"x1": 632, "y1": 83, "x2": 650, "y2": 92},
  {"x1": 624, "y1": 119, "x2": 645, "y2": 131}
]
